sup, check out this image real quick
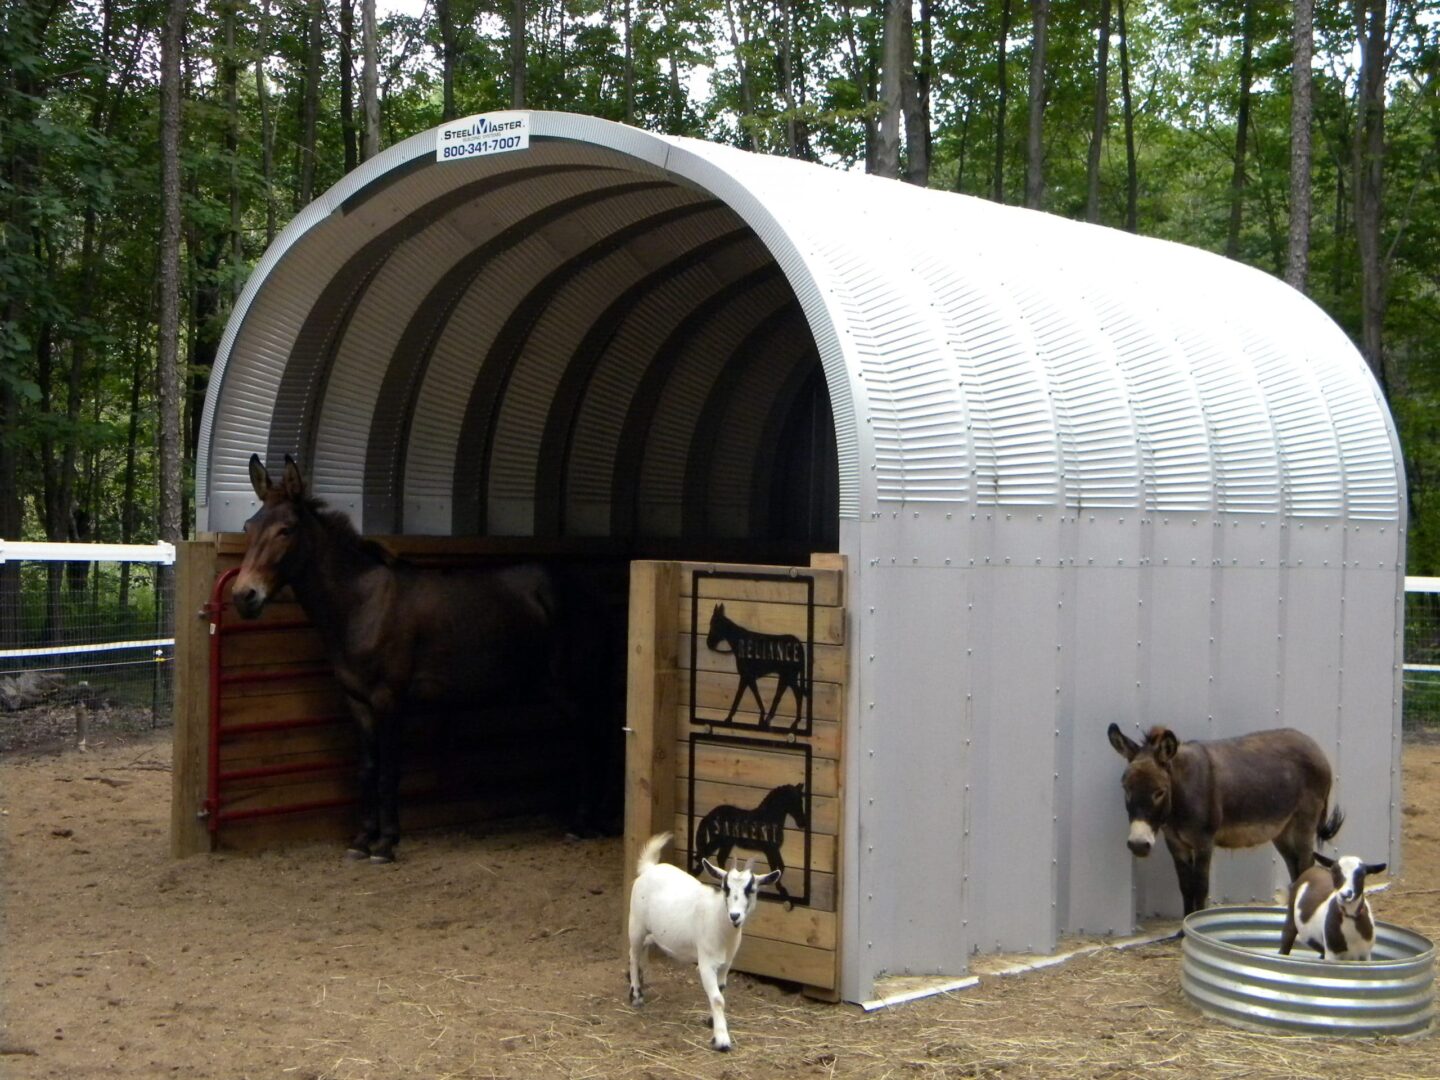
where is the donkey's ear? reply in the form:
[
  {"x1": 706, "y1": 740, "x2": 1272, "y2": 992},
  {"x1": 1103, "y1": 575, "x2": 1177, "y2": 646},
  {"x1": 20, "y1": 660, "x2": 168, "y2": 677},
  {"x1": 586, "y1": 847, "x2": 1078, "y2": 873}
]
[
  {"x1": 755, "y1": 868, "x2": 782, "y2": 888},
  {"x1": 1153, "y1": 729, "x2": 1179, "y2": 765},
  {"x1": 282, "y1": 454, "x2": 305, "y2": 499},
  {"x1": 249, "y1": 454, "x2": 270, "y2": 499},
  {"x1": 1313, "y1": 851, "x2": 1336, "y2": 868},
  {"x1": 1107, "y1": 723, "x2": 1140, "y2": 761},
  {"x1": 1365, "y1": 862, "x2": 1388, "y2": 876},
  {"x1": 700, "y1": 858, "x2": 726, "y2": 883}
]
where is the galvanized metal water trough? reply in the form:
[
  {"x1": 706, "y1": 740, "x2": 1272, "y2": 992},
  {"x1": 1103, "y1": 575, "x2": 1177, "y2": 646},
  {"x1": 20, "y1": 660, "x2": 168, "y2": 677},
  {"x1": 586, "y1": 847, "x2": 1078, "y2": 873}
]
[{"x1": 1181, "y1": 906, "x2": 1435, "y2": 1038}]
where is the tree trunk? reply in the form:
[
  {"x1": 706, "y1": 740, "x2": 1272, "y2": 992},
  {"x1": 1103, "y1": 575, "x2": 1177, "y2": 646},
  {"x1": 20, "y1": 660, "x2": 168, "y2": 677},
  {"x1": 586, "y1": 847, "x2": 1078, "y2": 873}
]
[
  {"x1": 1284, "y1": 0, "x2": 1314, "y2": 290},
  {"x1": 903, "y1": 0, "x2": 928, "y2": 185},
  {"x1": 1118, "y1": 0, "x2": 1137, "y2": 231},
  {"x1": 876, "y1": 0, "x2": 903, "y2": 178},
  {"x1": 994, "y1": 0, "x2": 1011, "y2": 202},
  {"x1": 623, "y1": 0, "x2": 634, "y2": 123},
  {"x1": 1085, "y1": 0, "x2": 1111, "y2": 223},
  {"x1": 118, "y1": 328, "x2": 143, "y2": 616},
  {"x1": 511, "y1": 0, "x2": 526, "y2": 108},
  {"x1": 437, "y1": 0, "x2": 457, "y2": 120},
  {"x1": 224, "y1": 0, "x2": 243, "y2": 290},
  {"x1": 837, "y1": 0, "x2": 874, "y2": 169},
  {"x1": 782, "y1": 0, "x2": 798, "y2": 155},
  {"x1": 723, "y1": 0, "x2": 756, "y2": 149},
  {"x1": 341, "y1": 0, "x2": 358, "y2": 167},
  {"x1": 1226, "y1": 0, "x2": 1256, "y2": 260},
  {"x1": 257, "y1": 0, "x2": 277, "y2": 241},
  {"x1": 362, "y1": 0, "x2": 380, "y2": 159},
  {"x1": 299, "y1": 0, "x2": 323, "y2": 206},
  {"x1": 1025, "y1": 0, "x2": 1048, "y2": 209},
  {"x1": 159, "y1": 0, "x2": 185, "y2": 553},
  {"x1": 1353, "y1": 0, "x2": 1387, "y2": 390}
]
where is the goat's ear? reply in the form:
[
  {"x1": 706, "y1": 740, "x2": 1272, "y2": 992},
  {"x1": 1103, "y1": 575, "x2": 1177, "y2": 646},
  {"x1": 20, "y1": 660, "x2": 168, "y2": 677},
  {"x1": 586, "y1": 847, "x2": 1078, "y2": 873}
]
[
  {"x1": 1107, "y1": 723, "x2": 1140, "y2": 761},
  {"x1": 1365, "y1": 862, "x2": 1387, "y2": 876},
  {"x1": 1312, "y1": 851, "x2": 1336, "y2": 868},
  {"x1": 755, "y1": 868, "x2": 782, "y2": 888},
  {"x1": 1153, "y1": 729, "x2": 1179, "y2": 766},
  {"x1": 249, "y1": 454, "x2": 271, "y2": 500},
  {"x1": 282, "y1": 454, "x2": 305, "y2": 499},
  {"x1": 700, "y1": 858, "x2": 725, "y2": 883}
]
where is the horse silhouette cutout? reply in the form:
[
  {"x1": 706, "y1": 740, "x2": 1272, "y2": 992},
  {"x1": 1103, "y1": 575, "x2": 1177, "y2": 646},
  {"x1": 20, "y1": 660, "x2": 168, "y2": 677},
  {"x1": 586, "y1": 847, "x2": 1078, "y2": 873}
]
[
  {"x1": 693, "y1": 783, "x2": 808, "y2": 903},
  {"x1": 705, "y1": 604, "x2": 808, "y2": 731}
]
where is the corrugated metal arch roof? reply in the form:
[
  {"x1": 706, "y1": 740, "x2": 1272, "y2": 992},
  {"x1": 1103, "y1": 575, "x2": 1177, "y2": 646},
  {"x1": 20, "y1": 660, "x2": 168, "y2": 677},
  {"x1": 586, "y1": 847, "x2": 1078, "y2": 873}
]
[{"x1": 196, "y1": 111, "x2": 1401, "y2": 536}]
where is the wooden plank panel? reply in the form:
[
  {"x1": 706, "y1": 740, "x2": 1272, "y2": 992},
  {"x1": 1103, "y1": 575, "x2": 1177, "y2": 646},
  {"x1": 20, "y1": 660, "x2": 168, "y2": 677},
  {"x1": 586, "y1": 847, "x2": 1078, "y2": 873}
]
[
  {"x1": 682, "y1": 570, "x2": 843, "y2": 608},
  {"x1": 679, "y1": 744, "x2": 838, "y2": 798},
  {"x1": 624, "y1": 562, "x2": 680, "y2": 897},
  {"x1": 678, "y1": 597, "x2": 845, "y2": 645},
  {"x1": 743, "y1": 903, "x2": 837, "y2": 951},
  {"x1": 681, "y1": 634, "x2": 846, "y2": 683},
  {"x1": 671, "y1": 815, "x2": 836, "y2": 873},
  {"x1": 732, "y1": 935, "x2": 836, "y2": 990},
  {"x1": 682, "y1": 669, "x2": 841, "y2": 723},
  {"x1": 218, "y1": 688, "x2": 348, "y2": 727},
  {"x1": 222, "y1": 628, "x2": 328, "y2": 667},
  {"x1": 679, "y1": 779, "x2": 839, "y2": 835}
]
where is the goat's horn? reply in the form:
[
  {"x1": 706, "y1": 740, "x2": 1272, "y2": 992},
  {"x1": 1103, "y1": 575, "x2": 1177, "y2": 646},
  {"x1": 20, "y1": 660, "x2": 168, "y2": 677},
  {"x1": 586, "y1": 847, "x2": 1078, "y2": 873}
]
[{"x1": 744, "y1": 856, "x2": 757, "y2": 873}]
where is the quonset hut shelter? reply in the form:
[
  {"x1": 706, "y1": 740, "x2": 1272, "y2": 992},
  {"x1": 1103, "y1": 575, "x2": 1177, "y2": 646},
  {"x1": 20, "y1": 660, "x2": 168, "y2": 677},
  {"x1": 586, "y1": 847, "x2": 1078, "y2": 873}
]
[{"x1": 186, "y1": 110, "x2": 1406, "y2": 1004}]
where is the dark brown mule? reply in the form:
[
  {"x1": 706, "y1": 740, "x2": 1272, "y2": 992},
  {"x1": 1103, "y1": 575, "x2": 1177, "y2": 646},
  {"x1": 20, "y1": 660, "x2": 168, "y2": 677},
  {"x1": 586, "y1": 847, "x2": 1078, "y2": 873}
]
[
  {"x1": 235, "y1": 454, "x2": 616, "y2": 862},
  {"x1": 1106, "y1": 724, "x2": 1343, "y2": 915}
]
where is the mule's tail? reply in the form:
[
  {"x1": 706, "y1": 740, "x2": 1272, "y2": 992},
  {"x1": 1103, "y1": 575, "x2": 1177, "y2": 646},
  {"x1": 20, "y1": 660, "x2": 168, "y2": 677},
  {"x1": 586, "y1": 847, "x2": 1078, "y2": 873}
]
[
  {"x1": 636, "y1": 832, "x2": 672, "y2": 874},
  {"x1": 1317, "y1": 805, "x2": 1345, "y2": 845}
]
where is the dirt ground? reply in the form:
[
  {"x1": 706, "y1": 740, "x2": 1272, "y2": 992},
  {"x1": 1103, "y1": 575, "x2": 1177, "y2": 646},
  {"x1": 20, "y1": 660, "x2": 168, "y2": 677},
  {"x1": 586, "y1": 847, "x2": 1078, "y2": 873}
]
[{"x1": 2, "y1": 730, "x2": 1437, "y2": 1080}]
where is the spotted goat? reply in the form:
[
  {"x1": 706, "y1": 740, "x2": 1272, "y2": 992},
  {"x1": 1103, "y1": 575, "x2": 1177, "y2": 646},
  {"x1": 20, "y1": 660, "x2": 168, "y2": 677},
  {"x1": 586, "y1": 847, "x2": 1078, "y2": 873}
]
[{"x1": 1279, "y1": 852, "x2": 1387, "y2": 961}]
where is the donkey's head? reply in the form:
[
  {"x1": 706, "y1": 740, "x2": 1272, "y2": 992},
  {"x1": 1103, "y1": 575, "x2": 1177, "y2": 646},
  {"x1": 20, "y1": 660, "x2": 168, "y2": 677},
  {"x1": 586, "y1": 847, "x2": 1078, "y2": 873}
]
[
  {"x1": 1107, "y1": 723, "x2": 1181, "y2": 857},
  {"x1": 233, "y1": 454, "x2": 310, "y2": 619}
]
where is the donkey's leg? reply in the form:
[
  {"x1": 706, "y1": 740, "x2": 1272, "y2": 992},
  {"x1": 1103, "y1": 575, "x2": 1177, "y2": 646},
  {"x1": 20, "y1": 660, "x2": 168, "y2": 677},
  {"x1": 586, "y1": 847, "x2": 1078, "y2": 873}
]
[
  {"x1": 1165, "y1": 834, "x2": 1211, "y2": 915},
  {"x1": 1274, "y1": 816, "x2": 1315, "y2": 881},
  {"x1": 370, "y1": 710, "x2": 404, "y2": 864},
  {"x1": 346, "y1": 702, "x2": 381, "y2": 859}
]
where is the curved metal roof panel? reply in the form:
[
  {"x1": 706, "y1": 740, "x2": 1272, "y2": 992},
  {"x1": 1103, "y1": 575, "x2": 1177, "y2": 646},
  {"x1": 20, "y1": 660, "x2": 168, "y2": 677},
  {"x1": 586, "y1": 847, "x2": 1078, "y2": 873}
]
[{"x1": 198, "y1": 110, "x2": 1400, "y2": 538}]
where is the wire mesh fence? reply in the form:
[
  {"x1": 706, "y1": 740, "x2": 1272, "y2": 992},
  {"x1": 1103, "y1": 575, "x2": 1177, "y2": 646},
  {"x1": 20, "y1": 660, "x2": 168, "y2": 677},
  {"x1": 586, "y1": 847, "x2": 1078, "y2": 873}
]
[
  {"x1": 1405, "y1": 578, "x2": 1440, "y2": 735},
  {"x1": 0, "y1": 542, "x2": 174, "y2": 753}
]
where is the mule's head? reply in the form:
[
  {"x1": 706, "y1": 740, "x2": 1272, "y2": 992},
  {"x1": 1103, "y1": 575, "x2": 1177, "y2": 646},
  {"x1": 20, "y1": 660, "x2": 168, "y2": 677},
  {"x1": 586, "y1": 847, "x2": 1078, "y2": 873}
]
[
  {"x1": 233, "y1": 454, "x2": 308, "y2": 619},
  {"x1": 701, "y1": 857, "x2": 782, "y2": 928},
  {"x1": 1106, "y1": 723, "x2": 1180, "y2": 857},
  {"x1": 706, "y1": 604, "x2": 729, "y2": 652},
  {"x1": 1314, "y1": 852, "x2": 1386, "y2": 910}
]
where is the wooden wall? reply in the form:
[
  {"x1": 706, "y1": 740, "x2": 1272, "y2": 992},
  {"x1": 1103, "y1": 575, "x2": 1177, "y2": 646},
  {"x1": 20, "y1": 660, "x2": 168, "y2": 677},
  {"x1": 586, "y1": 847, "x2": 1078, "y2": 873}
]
[{"x1": 625, "y1": 555, "x2": 847, "y2": 998}]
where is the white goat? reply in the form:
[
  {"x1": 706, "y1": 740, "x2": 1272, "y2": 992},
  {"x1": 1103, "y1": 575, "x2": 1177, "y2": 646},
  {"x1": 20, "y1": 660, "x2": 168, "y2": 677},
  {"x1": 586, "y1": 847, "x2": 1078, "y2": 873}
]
[
  {"x1": 626, "y1": 831, "x2": 780, "y2": 1051},
  {"x1": 1279, "y1": 852, "x2": 1387, "y2": 961}
]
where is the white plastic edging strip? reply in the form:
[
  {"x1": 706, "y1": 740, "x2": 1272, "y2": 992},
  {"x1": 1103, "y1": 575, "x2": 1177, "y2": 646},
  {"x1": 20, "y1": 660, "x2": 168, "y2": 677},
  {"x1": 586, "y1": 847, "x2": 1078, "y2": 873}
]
[
  {"x1": 0, "y1": 637, "x2": 175, "y2": 661},
  {"x1": 1406, "y1": 576, "x2": 1440, "y2": 594},
  {"x1": 0, "y1": 541, "x2": 176, "y2": 565}
]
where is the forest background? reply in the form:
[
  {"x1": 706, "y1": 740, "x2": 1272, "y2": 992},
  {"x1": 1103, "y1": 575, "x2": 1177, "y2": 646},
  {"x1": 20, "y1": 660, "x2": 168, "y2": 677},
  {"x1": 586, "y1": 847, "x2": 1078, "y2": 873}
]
[{"x1": 2, "y1": 0, "x2": 1437, "y2": 631}]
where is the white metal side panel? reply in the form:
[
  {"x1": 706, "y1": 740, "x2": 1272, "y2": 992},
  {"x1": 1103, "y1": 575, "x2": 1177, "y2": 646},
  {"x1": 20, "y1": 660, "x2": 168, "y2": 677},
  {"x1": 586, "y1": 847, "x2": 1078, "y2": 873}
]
[
  {"x1": 854, "y1": 560, "x2": 971, "y2": 982},
  {"x1": 1278, "y1": 565, "x2": 1345, "y2": 795},
  {"x1": 1208, "y1": 564, "x2": 1285, "y2": 905},
  {"x1": 1132, "y1": 563, "x2": 1213, "y2": 919},
  {"x1": 1062, "y1": 567, "x2": 1142, "y2": 936},
  {"x1": 967, "y1": 563, "x2": 1061, "y2": 953},
  {"x1": 1336, "y1": 567, "x2": 1405, "y2": 872}
]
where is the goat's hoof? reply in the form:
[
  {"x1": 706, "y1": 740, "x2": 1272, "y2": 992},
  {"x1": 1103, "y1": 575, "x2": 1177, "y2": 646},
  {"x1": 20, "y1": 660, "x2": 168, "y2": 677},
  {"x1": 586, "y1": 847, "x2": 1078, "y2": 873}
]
[
  {"x1": 628, "y1": 989, "x2": 644, "y2": 1007},
  {"x1": 711, "y1": 1039, "x2": 731, "y2": 1052},
  {"x1": 345, "y1": 846, "x2": 370, "y2": 861}
]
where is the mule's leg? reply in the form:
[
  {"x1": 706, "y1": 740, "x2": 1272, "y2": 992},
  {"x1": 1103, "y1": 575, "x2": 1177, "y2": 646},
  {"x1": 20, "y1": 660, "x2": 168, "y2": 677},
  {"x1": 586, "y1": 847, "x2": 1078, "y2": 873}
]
[
  {"x1": 347, "y1": 703, "x2": 381, "y2": 859},
  {"x1": 370, "y1": 711, "x2": 403, "y2": 864},
  {"x1": 1278, "y1": 914, "x2": 1298, "y2": 955},
  {"x1": 789, "y1": 675, "x2": 804, "y2": 732},
  {"x1": 698, "y1": 962, "x2": 731, "y2": 1051},
  {"x1": 721, "y1": 677, "x2": 750, "y2": 724},
  {"x1": 1274, "y1": 816, "x2": 1315, "y2": 881},
  {"x1": 767, "y1": 848, "x2": 791, "y2": 901}
]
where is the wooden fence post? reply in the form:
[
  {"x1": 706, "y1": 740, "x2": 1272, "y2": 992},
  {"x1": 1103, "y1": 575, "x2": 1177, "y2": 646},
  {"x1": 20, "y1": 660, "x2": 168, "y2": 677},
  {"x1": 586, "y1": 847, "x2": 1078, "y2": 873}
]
[{"x1": 170, "y1": 538, "x2": 217, "y2": 857}]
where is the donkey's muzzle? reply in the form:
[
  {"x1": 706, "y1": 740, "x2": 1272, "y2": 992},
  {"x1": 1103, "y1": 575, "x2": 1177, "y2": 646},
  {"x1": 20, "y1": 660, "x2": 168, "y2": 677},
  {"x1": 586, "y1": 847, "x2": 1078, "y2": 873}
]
[
  {"x1": 1127, "y1": 838, "x2": 1152, "y2": 857},
  {"x1": 232, "y1": 585, "x2": 263, "y2": 619}
]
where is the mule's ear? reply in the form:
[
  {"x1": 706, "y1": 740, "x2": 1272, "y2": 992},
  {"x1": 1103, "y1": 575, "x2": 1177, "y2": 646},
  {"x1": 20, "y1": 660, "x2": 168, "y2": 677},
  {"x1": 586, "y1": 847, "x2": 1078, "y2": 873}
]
[
  {"x1": 1365, "y1": 862, "x2": 1387, "y2": 876},
  {"x1": 1313, "y1": 851, "x2": 1336, "y2": 868},
  {"x1": 282, "y1": 454, "x2": 305, "y2": 499},
  {"x1": 755, "y1": 868, "x2": 782, "y2": 888},
  {"x1": 248, "y1": 454, "x2": 270, "y2": 499},
  {"x1": 1107, "y1": 723, "x2": 1140, "y2": 761},
  {"x1": 1153, "y1": 729, "x2": 1179, "y2": 765},
  {"x1": 700, "y1": 858, "x2": 725, "y2": 883}
]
